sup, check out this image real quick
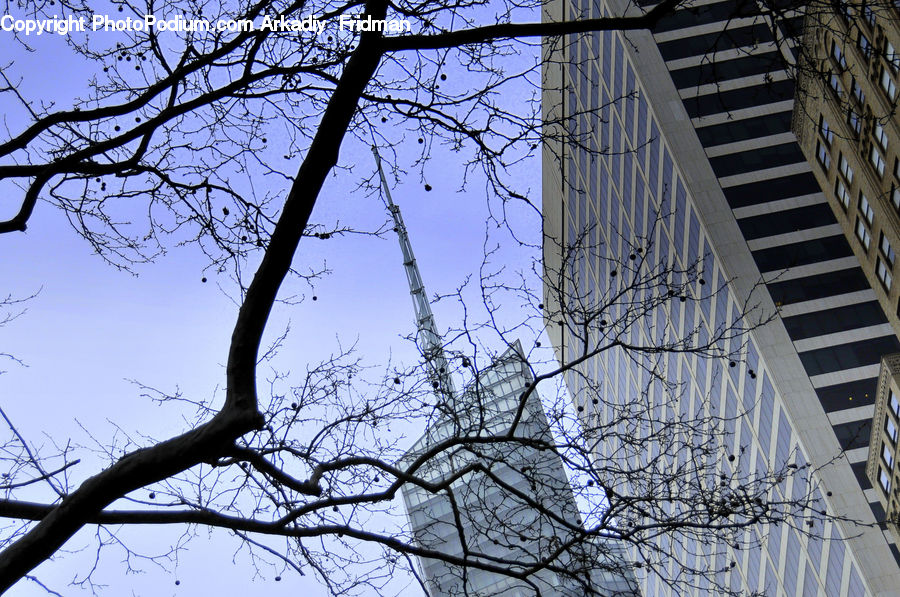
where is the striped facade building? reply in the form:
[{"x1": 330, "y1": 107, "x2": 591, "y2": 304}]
[{"x1": 543, "y1": 0, "x2": 900, "y2": 594}]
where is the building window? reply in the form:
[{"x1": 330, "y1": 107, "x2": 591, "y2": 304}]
[
  {"x1": 864, "y1": 3, "x2": 877, "y2": 28},
  {"x1": 817, "y1": 140, "x2": 831, "y2": 170},
  {"x1": 875, "y1": 122, "x2": 890, "y2": 151},
  {"x1": 848, "y1": 109, "x2": 862, "y2": 135},
  {"x1": 878, "y1": 257, "x2": 893, "y2": 289},
  {"x1": 881, "y1": 466, "x2": 892, "y2": 493},
  {"x1": 840, "y1": 153, "x2": 854, "y2": 183},
  {"x1": 871, "y1": 146, "x2": 887, "y2": 178},
  {"x1": 888, "y1": 417, "x2": 899, "y2": 444},
  {"x1": 832, "y1": 40, "x2": 848, "y2": 69},
  {"x1": 859, "y1": 32, "x2": 873, "y2": 60},
  {"x1": 882, "y1": 69, "x2": 898, "y2": 101},
  {"x1": 840, "y1": 1, "x2": 854, "y2": 21},
  {"x1": 852, "y1": 76, "x2": 867, "y2": 105},
  {"x1": 820, "y1": 115, "x2": 835, "y2": 146},
  {"x1": 882, "y1": 233, "x2": 896, "y2": 266},
  {"x1": 888, "y1": 41, "x2": 900, "y2": 72},
  {"x1": 885, "y1": 443, "x2": 896, "y2": 469},
  {"x1": 836, "y1": 179, "x2": 851, "y2": 209},
  {"x1": 830, "y1": 73, "x2": 845, "y2": 98},
  {"x1": 860, "y1": 193, "x2": 875, "y2": 224},
  {"x1": 857, "y1": 217, "x2": 872, "y2": 249},
  {"x1": 891, "y1": 390, "x2": 900, "y2": 417}
]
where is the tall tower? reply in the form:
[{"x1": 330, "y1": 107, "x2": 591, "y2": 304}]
[
  {"x1": 542, "y1": 1, "x2": 900, "y2": 595},
  {"x1": 373, "y1": 147, "x2": 456, "y2": 401},
  {"x1": 374, "y1": 148, "x2": 639, "y2": 596}
]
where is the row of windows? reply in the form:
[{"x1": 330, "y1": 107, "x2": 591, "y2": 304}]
[
  {"x1": 710, "y1": 142, "x2": 805, "y2": 178},
  {"x1": 723, "y1": 171, "x2": 821, "y2": 209},
  {"x1": 753, "y1": 111, "x2": 900, "y2": 511},
  {"x1": 852, "y1": 4, "x2": 900, "y2": 80},
  {"x1": 881, "y1": 390, "x2": 900, "y2": 498},
  {"x1": 673, "y1": 10, "x2": 879, "y2": 587},
  {"x1": 822, "y1": 35, "x2": 899, "y2": 302},
  {"x1": 752, "y1": 234, "x2": 852, "y2": 274},
  {"x1": 573, "y1": 34, "x2": 785, "y2": 595},
  {"x1": 670, "y1": 51, "x2": 781, "y2": 90},
  {"x1": 835, "y1": 419, "x2": 872, "y2": 452},
  {"x1": 652, "y1": 0, "x2": 760, "y2": 35},
  {"x1": 569, "y1": 25, "x2": 868, "y2": 596},
  {"x1": 695, "y1": 110, "x2": 792, "y2": 148},
  {"x1": 781, "y1": 300, "x2": 886, "y2": 341},
  {"x1": 829, "y1": 35, "x2": 898, "y2": 106},
  {"x1": 736, "y1": 203, "x2": 835, "y2": 242},
  {"x1": 798, "y1": 335, "x2": 900, "y2": 377},
  {"x1": 815, "y1": 376, "x2": 879, "y2": 413},
  {"x1": 822, "y1": 34, "x2": 900, "y2": 267},
  {"x1": 657, "y1": 22, "x2": 774, "y2": 63},
  {"x1": 683, "y1": 79, "x2": 794, "y2": 119},
  {"x1": 768, "y1": 266, "x2": 870, "y2": 306},
  {"x1": 815, "y1": 110, "x2": 899, "y2": 296}
]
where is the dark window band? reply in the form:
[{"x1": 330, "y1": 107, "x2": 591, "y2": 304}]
[
  {"x1": 654, "y1": 0, "x2": 762, "y2": 33},
  {"x1": 767, "y1": 268, "x2": 870, "y2": 305},
  {"x1": 737, "y1": 203, "x2": 836, "y2": 241},
  {"x1": 710, "y1": 142, "x2": 806, "y2": 178},
  {"x1": 659, "y1": 23, "x2": 775, "y2": 62},
  {"x1": 815, "y1": 378, "x2": 878, "y2": 414},
  {"x1": 671, "y1": 52, "x2": 782, "y2": 89},
  {"x1": 752, "y1": 234, "x2": 852, "y2": 273},
  {"x1": 799, "y1": 335, "x2": 900, "y2": 377},
  {"x1": 696, "y1": 111, "x2": 793, "y2": 148},
  {"x1": 684, "y1": 79, "x2": 795, "y2": 119},
  {"x1": 834, "y1": 420, "x2": 872, "y2": 451},
  {"x1": 724, "y1": 172, "x2": 821, "y2": 209}
]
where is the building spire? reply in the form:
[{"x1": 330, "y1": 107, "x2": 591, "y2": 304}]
[{"x1": 372, "y1": 146, "x2": 456, "y2": 399}]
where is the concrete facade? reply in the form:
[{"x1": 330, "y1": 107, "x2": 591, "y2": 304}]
[{"x1": 793, "y1": 2, "x2": 900, "y2": 341}]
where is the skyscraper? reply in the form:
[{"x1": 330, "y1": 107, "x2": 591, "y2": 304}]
[
  {"x1": 374, "y1": 148, "x2": 639, "y2": 596},
  {"x1": 400, "y1": 342, "x2": 640, "y2": 596},
  {"x1": 543, "y1": 0, "x2": 900, "y2": 594}
]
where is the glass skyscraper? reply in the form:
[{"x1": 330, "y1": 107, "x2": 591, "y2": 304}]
[
  {"x1": 543, "y1": 0, "x2": 900, "y2": 594},
  {"x1": 400, "y1": 343, "x2": 640, "y2": 596}
]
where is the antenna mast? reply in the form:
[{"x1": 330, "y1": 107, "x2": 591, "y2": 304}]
[{"x1": 372, "y1": 146, "x2": 456, "y2": 399}]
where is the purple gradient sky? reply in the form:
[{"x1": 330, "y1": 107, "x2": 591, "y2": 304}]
[{"x1": 0, "y1": 19, "x2": 544, "y2": 595}]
